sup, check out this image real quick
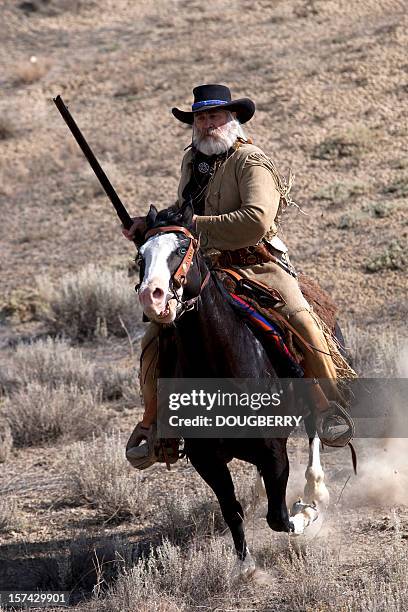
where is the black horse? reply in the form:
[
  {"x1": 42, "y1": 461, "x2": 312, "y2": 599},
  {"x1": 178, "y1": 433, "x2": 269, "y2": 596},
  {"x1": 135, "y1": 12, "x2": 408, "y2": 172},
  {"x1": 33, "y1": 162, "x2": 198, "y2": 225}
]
[{"x1": 136, "y1": 204, "x2": 328, "y2": 569}]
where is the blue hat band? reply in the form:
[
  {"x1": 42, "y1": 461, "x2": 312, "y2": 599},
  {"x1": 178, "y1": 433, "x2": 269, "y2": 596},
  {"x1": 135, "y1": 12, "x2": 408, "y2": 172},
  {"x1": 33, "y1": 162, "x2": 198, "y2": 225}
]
[{"x1": 192, "y1": 99, "x2": 229, "y2": 111}]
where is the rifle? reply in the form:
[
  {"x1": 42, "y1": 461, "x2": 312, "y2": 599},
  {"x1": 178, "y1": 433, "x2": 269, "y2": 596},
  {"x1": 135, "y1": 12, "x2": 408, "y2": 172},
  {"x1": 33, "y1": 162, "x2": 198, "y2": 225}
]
[{"x1": 53, "y1": 95, "x2": 134, "y2": 233}]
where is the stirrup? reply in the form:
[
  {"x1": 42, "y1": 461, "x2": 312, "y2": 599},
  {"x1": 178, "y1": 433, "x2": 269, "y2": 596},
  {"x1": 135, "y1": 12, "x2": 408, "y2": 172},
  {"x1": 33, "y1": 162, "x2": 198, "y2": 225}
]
[
  {"x1": 126, "y1": 423, "x2": 158, "y2": 470},
  {"x1": 315, "y1": 401, "x2": 355, "y2": 448}
]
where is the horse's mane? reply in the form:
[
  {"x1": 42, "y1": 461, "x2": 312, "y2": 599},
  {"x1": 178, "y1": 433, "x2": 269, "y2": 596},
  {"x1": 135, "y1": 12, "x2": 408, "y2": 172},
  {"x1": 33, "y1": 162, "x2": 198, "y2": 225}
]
[{"x1": 146, "y1": 203, "x2": 195, "y2": 233}]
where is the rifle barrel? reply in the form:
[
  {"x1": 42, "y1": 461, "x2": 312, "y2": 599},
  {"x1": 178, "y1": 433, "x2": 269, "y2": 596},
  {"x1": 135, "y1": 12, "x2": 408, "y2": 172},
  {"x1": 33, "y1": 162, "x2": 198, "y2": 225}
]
[{"x1": 53, "y1": 95, "x2": 133, "y2": 230}]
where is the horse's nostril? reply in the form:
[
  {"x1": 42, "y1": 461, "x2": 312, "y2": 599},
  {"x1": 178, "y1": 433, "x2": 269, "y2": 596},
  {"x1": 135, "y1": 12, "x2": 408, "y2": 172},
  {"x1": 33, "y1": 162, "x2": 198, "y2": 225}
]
[{"x1": 153, "y1": 288, "x2": 164, "y2": 300}]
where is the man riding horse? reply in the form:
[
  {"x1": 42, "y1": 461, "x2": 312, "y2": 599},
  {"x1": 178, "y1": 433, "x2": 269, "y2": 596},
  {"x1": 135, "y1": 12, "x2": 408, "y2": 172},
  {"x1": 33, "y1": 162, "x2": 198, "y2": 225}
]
[{"x1": 123, "y1": 84, "x2": 355, "y2": 463}]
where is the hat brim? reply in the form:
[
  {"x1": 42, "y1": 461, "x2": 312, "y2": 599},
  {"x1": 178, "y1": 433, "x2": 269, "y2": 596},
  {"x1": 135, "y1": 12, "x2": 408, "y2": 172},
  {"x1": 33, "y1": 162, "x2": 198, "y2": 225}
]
[{"x1": 172, "y1": 98, "x2": 255, "y2": 125}]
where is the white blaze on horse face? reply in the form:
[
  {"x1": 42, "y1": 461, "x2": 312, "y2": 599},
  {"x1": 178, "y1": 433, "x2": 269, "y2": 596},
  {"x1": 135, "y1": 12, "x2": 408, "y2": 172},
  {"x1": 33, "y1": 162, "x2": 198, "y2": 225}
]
[{"x1": 138, "y1": 233, "x2": 184, "y2": 323}]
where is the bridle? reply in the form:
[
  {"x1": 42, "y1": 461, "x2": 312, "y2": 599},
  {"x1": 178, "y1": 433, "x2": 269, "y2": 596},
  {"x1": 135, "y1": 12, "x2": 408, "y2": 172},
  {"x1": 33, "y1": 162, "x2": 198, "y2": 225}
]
[{"x1": 139, "y1": 225, "x2": 210, "y2": 319}]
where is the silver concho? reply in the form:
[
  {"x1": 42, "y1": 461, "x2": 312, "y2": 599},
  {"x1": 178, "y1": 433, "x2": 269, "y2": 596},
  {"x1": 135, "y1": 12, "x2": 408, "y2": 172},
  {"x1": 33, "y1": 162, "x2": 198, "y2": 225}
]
[{"x1": 198, "y1": 161, "x2": 210, "y2": 174}]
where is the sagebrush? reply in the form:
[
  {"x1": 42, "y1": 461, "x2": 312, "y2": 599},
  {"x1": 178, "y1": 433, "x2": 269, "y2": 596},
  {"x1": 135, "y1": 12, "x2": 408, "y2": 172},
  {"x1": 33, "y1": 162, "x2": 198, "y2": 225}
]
[
  {"x1": 4, "y1": 337, "x2": 139, "y2": 404},
  {"x1": 65, "y1": 431, "x2": 149, "y2": 521},
  {"x1": 3, "y1": 383, "x2": 105, "y2": 447},
  {"x1": 37, "y1": 265, "x2": 141, "y2": 341}
]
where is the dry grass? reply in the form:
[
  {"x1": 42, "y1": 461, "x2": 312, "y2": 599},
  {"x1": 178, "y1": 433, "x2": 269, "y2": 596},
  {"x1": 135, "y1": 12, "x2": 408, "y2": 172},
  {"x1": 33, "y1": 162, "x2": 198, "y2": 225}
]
[
  {"x1": 342, "y1": 322, "x2": 406, "y2": 377},
  {"x1": 0, "y1": 369, "x2": 16, "y2": 397},
  {"x1": 382, "y1": 176, "x2": 408, "y2": 198},
  {"x1": 13, "y1": 58, "x2": 50, "y2": 85},
  {"x1": 158, "y1": 468, "x2": 257, "y2": 547},
  {"x1": 36, "y1": 265, "x2": 141, "y2": 341},
  {"x1": 18, "y1": 0, "x2": 83, "y2": 16},
  {"x1": 334, "y1": 199, "x2": 402, "y2": 228},
  {"x1": 312, "y1": 125, "x2": 376, "y2": 161},
  {"x1": 96, "y1": 365, "x2": 139, "y2": 404},
  {"x1": 0, "y1": 337, "x2": 139, "y2": 405},
  {"x1": 280, "y1": 542, "x2": 344, "y2": 610},
  {"x1": 345, "y1": 516, "x2": 408, "y2": 611},
  {"x1": 0, "y1": 421, "x2": 13, "y2": 463},
  {"x1": 157, "y1": 491, "x2": 225, "y2": 546},
  {"x1": 0, "y1": 498, "x2": 20, "y2": 534},
  {"x1": 0, "y1": 117, "x2": 15, "y2": 141},
  {"x1": 85, "y1": 538, "x2": 235, "y2": 612},
  {"x1": 82, "y1": 519, "x2": 408, "y2": 611},
  {"x1": 336, "y1": 210, "x2": 365, "y2": 229},
  {"x1": 314, "y1": 181, "x2": 368, "y2": 205},
  {"x1": 114, "y1": 75, "x2": 146, "y2": 99},
  {"x1": 53, "y1": 534, "x2": 134, "y2": 594},
  {"x1": 253, "y1": 528, "x2": 408, "y2": 612},
  {"x1": 4, "y1": 337, "x2": 138, "y2": 404},
  {"x1": 365, "y1": 240, "x2": 407, "y2": 273},
  {"x1": 8, "y1": 337, "x2": 96, "y2": 390},
  {"x1": 3, "y1": 383, "x2": 105, "y2": 447},
  {"x1": 363, "y1": 201, "x2": 398, "y2": 218},
  {"x1": 65, "y1": 432, "x2": 149, "y2": 521},
  {"x1": 0, "y1": 288, "x2": 43, "y2": 324}
]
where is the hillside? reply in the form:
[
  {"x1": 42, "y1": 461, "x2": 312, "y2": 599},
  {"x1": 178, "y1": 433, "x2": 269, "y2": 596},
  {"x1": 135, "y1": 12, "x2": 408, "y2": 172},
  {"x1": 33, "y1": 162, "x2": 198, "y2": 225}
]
[
  {"x1": 0, "y1": 1, "x2": 407, "y2": 610},
  {"x1": 1, "y1": 0, "x2": 407, "y2": 331}
]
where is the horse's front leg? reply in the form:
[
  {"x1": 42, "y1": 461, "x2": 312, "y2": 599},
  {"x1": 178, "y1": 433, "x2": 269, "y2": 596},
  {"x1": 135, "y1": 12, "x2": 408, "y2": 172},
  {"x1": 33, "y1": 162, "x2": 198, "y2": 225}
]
[
  {"x1": 304, "y1": 435, "x2": 330, "y2": 508},
  {"x1": 288, "y1": 436, "x2": 326, "y2": 535},
  {"x1": 186, "y1": 443, "x2": 256, "y2": 576},
  {"x1": 259, "y1": 440, "x2": 293, "y2": 533}
]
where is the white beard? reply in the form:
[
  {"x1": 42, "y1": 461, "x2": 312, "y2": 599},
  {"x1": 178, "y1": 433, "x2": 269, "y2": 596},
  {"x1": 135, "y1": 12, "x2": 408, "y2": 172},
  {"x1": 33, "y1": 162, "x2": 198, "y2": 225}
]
[{"x1": 192, "y1": 119, "x2": 242, "y2": 156}]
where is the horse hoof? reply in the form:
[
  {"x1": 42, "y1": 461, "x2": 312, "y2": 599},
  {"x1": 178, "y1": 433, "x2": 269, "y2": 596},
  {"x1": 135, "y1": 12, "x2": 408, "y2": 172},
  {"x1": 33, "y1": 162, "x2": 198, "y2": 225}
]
[
  {"x1": 289, "y1": 502, "x2": 320, "y2": 536},
  {"x1": 232, "y1": 549, "x2": 256, "y2": 580},
  {"x1": 267, "y1": 514, "x2": 292, "y2": 533}
]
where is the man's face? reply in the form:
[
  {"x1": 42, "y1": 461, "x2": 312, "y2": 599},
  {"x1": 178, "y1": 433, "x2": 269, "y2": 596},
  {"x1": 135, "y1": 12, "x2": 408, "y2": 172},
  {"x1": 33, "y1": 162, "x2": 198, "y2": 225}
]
[
  {"x1": 194, "y1": 109, "x2": 230, "y2": 133},
  {"x1": 192, "y1": 109, "x2": 238, "y2": 156}
]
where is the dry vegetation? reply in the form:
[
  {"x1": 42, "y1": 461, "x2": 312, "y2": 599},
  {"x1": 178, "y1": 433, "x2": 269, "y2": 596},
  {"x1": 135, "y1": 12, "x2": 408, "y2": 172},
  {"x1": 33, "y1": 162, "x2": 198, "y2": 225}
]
[
  {"x1": 0, "y1": 499, "x2": 20, "y2": 535},
  {"x1": 0, "y1": 422, "x2": 13, "y2": 463},
  {"x1": 3, "y1": 383, "x2": 104, "y2": 447},
  {"x1": 36, "y1": 265, "x2": 142, "y2": 341},
  {"x1": 13, "y1": 57, "x2": 51, "y2": 85},
  {"x1": 66, "y1": 432, "x2": 150, "y2": 521},
  {"x1": 1, "y1": 336, "x2": 138, "y2": 402},
  {"x1": 0, "y1": 0, "x2": 407, "y2": 609}
]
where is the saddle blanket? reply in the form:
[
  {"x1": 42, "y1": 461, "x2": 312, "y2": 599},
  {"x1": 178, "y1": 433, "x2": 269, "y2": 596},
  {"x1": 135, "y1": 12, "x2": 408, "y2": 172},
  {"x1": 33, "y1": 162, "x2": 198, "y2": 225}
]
[{"x1": 229, "y1": 291, "x2": 304, "y2": 378}]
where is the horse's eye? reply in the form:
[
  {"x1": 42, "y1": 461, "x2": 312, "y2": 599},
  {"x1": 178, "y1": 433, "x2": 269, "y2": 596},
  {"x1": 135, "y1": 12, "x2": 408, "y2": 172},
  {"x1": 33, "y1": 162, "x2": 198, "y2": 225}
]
[{"x1": 178, "y1": 247, "x2": 187, "y2": 256}]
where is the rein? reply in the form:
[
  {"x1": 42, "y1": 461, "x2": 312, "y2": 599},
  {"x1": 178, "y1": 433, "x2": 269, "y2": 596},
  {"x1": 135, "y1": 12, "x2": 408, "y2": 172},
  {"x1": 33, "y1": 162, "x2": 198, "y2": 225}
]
[{"x1": 142, "y1": 225, "x2": 210, "y2": 318}]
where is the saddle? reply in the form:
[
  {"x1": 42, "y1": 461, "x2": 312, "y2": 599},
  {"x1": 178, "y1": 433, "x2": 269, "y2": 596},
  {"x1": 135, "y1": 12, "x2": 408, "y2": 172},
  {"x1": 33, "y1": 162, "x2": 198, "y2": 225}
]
[{"x1": 215, "y1": 267, "x2": 339, "y2": 370}]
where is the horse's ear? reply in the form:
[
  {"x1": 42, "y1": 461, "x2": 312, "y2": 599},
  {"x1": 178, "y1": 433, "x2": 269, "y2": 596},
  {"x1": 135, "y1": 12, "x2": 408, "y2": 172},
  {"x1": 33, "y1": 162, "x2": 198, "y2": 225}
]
[
  {"x1": 146, "y1": 204, "x2": 158, "y2": 228},
  {"x1": 181, "y1": 202, "x2": 194, "y2": 229}
]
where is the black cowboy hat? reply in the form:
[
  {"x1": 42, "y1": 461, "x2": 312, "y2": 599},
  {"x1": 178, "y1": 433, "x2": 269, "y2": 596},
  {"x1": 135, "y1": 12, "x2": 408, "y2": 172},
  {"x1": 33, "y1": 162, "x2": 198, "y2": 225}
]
[{"x1": 172, "y1": 84, "x2": 255, "y2": 125}]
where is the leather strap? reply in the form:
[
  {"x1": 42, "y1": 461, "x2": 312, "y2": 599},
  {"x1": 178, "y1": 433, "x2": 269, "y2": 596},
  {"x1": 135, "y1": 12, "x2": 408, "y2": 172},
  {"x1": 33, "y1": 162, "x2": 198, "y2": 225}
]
[
  {"x1": 219, "y1": 267, "x2": 316, "y2": 355},
  {"x1": 214, "y1": 242, "x2": 298, "y2": 278},
  {"x1": 144, "y1": 225, "x2": 199, "y2": 287},
  {"x1": 143, "y1": 225, "x2": 210, "y2": 317}
]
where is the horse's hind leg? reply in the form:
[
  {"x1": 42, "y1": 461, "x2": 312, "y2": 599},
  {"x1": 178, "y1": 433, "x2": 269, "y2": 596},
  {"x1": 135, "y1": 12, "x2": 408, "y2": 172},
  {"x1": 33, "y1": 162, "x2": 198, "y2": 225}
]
[
  {"x1": 188, "y1": 455, "x2": 249, "y2": 561},
  {"x1": 259, "y1": 440, "x2": 292, "y2": 533},
  {"x1": 302, "y1": 397, "x2": 329, "y2": 508},
  {"x1": 304, "y1": 435, "x2": 330, "y2": 509}
]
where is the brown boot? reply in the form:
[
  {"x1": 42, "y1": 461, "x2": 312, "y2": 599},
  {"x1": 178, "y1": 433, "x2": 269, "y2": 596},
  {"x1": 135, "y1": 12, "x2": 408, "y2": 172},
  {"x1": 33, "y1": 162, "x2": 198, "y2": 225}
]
[
  {"x1": 126, "y1": 422, "x2": 158, "y2": 470},
  {"x1": 315, "y1": 401, "x2": 355, "y2": 447},
  {"x1": 305, "y1": 378, "x2": 354, "y2": 448}
]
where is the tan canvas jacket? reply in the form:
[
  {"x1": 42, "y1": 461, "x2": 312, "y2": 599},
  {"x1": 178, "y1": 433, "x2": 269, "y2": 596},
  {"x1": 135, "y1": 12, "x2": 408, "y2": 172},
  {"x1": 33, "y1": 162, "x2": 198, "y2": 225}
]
[{"x1": 176, "y1": 143, "x2": 283, "y2": 252}]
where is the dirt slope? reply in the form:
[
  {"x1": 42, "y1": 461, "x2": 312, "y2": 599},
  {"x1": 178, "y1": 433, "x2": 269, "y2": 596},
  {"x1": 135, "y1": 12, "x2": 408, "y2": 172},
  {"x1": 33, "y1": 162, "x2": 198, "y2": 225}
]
[
  {"x1": 0, "y1": 1, "x2": 407, "y2": 609},
  {"x1": 0, "y1": 0, "x2": 407, "y2": 331}
]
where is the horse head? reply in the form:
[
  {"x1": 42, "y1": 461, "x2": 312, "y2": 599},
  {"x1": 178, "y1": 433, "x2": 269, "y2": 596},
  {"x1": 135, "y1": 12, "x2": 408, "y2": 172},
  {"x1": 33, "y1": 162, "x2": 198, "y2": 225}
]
[{"x1": 136, "y1": 204, "x2": 208, "y2": 324}]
